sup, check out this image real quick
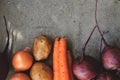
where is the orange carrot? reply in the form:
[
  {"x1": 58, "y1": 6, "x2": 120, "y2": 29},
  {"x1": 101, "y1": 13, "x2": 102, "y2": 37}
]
[
  {"x1": 59, "y1": 38, "x2": 70, "y2": 80},
  {"x1": 53, "y1": 38, "x2": 60, "y2": 80},
  {"x1": 67, "y1": 50, "x2": 74, "y2": 80}
]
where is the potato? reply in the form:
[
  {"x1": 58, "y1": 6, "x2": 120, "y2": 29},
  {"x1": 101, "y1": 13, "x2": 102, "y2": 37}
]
[
  {"x1": 33, "y1": 35, "x2": 52, "y2": 61},
  {"x1": 30, "y1": 62, "x2": 53, "y2": 80}
]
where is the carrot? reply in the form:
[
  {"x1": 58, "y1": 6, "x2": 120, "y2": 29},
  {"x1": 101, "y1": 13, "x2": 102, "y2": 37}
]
[
  {"x1": 67, "y1": 50, "x2": 74, "y2": 80},
  {"x1": 53, "y1": 38, "x2": 70, "y2": 80},
  {"x1": 59, "y1": 38, "x2": 70, "y2": 80},
  {"x1": 53, "y1": 38, "x2": 60, "y2": 80}
]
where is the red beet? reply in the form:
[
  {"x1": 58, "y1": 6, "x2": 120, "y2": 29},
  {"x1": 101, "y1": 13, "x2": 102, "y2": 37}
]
[
  {"x1": 73, "y1": 0, "x2": 101, "y2": 79},
  {"x1": 72, "y1": 18, "x2": 100, "y2": 80},
  {"x1": 73, "y1": 0, "x2": 120, "y2": 79},
  {"x1": 94, "y1": 0, "x2": 120, "y2": 71},
  {"x1": 96, "y1": 72, "x2": 120, "y2": 80},
  {"x1": 102, "y1": 47, "x2": 120, "y2": 70},
  {"x1": 73, "y1": 56, "x2": 100, "y2": 80},
  {"x1": 73, "y1": 1, "x2": 100, "y2": 79},
  {"x1": 96, "y1": 15, "x2": 120, "y2": 70}
]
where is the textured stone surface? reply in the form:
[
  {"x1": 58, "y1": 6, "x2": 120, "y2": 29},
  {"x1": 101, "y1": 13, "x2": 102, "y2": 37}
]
[{"x1": 0, "y1": 0, "x2": 120, "y2": 79}]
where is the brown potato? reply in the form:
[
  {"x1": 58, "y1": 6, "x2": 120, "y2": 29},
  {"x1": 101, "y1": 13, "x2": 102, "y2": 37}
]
[
  {"x1": 30, "y1": 62, "x2": 53, "y2": 80},
  {"x1": 33, "y1": 35, "x2": 52, "y2": 61}
]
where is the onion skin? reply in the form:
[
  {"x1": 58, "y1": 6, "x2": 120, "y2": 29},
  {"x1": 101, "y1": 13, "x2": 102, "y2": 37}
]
[
  {"x1": 9, "y1": 73, "x2": 30, "y2": 80},
  {"x1": 96, "y1": 72, "x2": 120, "y2": 80},
  {"x1": 102, "y1": 47, "x2": 120, "y2": 70},
  {"x1": 73, "y1": 56, "x2": 100, "y2": 80},
  {"x1": 12, "y1": 47, "x2": 33, "y2": 72}
]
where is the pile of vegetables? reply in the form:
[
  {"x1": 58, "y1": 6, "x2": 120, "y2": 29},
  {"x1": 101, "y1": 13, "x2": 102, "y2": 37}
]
[
  {"x1": 9, "y1": 35, "x2": 53, "y2": 80},
  {"x1": 2, "y1": 0, "x2": 120, "y2": 80},
  {"x1": 9, "y1": 36, "x2": 74, "y2": 80}
]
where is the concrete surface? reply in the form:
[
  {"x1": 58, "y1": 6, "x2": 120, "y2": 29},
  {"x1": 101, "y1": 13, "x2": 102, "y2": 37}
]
[{"x1": 0, "y1": 0, "x2": 120, "y2": 79}]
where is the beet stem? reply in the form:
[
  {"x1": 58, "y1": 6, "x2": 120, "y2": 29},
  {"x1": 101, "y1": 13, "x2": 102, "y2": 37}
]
[
  {"x1": 99, "y1": 37, "x2": 105, "y2": 72},
  {"x1": 82, "y1": 25, "x2": 97, "y2": 56},
  {"x1": 81, "y1": 0, "x2": 100, "y2": 62},
  {"x1": 80, "y1": 0, "x2": 109, "y2": 62},
  {"x1": 80, "y1": 26, "x2": 97, "y2": 63},
  {"x1": 99, "y1": 38, "x2": 102, "y2": 55},
  {"x1": 80, "y1": 25, "x2": 97, "y2": 63},
  {"x1": 95, "y1": 0, "x2": 109, "y2": 47}
]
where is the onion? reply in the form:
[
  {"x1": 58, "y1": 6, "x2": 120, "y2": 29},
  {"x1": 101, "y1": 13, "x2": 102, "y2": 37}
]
[
  {"x1": 9, "y1": 73, "x2": 30, "y2": 80},
  {"x1": 12, "y1": 47, "x2": 33, "y2": 72}
]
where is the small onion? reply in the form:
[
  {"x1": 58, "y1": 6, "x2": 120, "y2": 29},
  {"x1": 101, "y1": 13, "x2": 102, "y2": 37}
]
[{"x1": 12, "y1": 47, "x2": 33, "y2": 72}]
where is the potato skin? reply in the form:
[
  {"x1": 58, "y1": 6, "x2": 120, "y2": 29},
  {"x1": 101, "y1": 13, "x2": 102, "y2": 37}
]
[
  {"x1": 33, "y1": 35, "x2": 52, "y2": 61},
  {"x1": 30, "y1": 62, "x2": 53, "y2": 80}
]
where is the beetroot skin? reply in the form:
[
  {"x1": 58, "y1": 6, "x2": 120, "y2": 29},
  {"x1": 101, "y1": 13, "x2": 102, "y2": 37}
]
[
  {"x1": 102, "y1": 47, "x2": 120, "y2": 70},
  {"x1": 73, "y1": 56, "x2": 100, "y2": 80},
  {"x1": 96, "y1": 72, "x2": 120, "y2": 80}
]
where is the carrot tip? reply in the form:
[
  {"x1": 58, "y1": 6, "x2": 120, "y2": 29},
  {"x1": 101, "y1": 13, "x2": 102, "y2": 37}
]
[{"x1": 60, "y1": 37, "x2": 66, "y2": 41}]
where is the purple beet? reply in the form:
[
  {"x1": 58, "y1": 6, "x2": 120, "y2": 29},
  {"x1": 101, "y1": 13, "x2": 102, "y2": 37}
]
[
  {"x1": 73, "y1": 56, "x2": 100, "y2": 80},
  {"x1": 73, "y1": 0, "x2": 100, "y2": 79},
  {"x1": 102, "y1": 47, "x2": 120, "y2": 70},
  {"x1": 94, "y1": 0, "x2": 120, "y2": 71},
  {"x1": 73, "y1": 0, "x2": 120, "y2": 79},
  {"x1": 96, "y1": 72, "x2": 120, "y2": 80}
]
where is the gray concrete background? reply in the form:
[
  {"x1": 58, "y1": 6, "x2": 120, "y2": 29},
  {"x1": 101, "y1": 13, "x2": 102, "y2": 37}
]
[{"x1": 0, "y1": 0, "x2": 120, "y2": 79}]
